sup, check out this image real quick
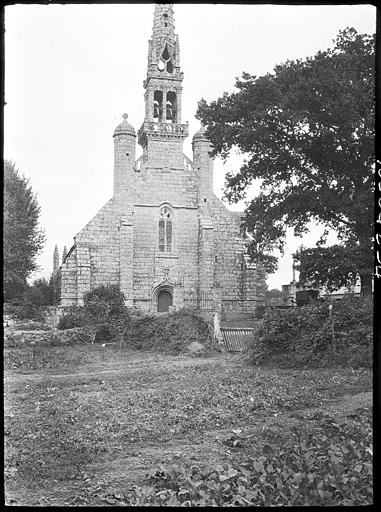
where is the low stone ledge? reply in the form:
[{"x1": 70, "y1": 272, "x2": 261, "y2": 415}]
[{"x1": 6, "y1": 327, "x2": 89, "y2": 346}]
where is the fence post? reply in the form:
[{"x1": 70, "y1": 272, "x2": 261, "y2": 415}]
[
  {"x1": 214, "y1": 312, "x2": 222, "y2": 345},
  {"x1": 328, "y1": 304, "x2": 336, "y2": 359}
]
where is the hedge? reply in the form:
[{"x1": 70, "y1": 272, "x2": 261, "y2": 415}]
[{"x1": 248, "y1": 296, "x2": 372, "y2": 368}]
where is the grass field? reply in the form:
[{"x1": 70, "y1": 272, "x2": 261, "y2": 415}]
[{"x1": 4, "y1": 344, "x2": 373, "y2": 506}]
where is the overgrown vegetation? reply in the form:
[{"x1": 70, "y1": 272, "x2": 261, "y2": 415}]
[
  {"x1": 123, "y1": 410, "x2": 372, "y2": 506},
  {"x1": 123, "y1": 311, "x2": 214, "y2": 355},
  {"x1": 5, "y1": 277, "x2": 56, "y2": 321},
  {"x1": 249, "y1": 296, "x2": 372, "y2": 368},
  {"x1": 4, "y1": 350, "x2": 372, "y2": 506},
  {"x1": 57, "y1": 284, "x2": 215, "y2": 355},
  {"x1": 57, "y1": 285, "x2": 130, "y2": 334},
  {"x1": 4, "y1": 290, "x2": 373, "y2": 505}
]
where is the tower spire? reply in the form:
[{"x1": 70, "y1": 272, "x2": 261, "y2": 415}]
[
  {"x1": 146, "y1": 3, "x2": 180, "y2": 79},
  {"x1": 53, "y1": 245, "x2": 59, "y2": 275},
  {"x1": 152, "y1": 4, "x2": 176, "y2": 48},
  {"x1": 138, "y1": 3, "x2": 188, "y2": 152}
]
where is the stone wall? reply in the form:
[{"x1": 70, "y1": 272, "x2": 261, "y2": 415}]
[
  {"x1": 145, "y1": 139, "x2": 184, "y2": 169},
  {"x1": 209, "y1": 195, "x2": 265, "y2": 320},
  {"x1": 76, "y1": 198, "x2": 120, "y2": 293},
  {"x1": 134, "y1": 161, "x2": 198, "y2": 207},
  {"x1": 6, "y1": 327, "x2": 88, "y2": 346},
  {"x1": 60, "y1": 245, "x2": 78, "y2": 306},
  {"x1": 132, "y1": 205, "x2": 200, "y2": 311},
  {"x1": 60, "y1": 199, "x2": 121, "y2": 305}
]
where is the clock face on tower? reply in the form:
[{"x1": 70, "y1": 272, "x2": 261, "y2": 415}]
[{"x1": 157, "y1": 60, "x2": 165, "y2": 71}]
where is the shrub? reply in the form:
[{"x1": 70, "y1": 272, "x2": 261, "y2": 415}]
[
  {"x1": 58, "y1": 290, "x2": 215, "y2": 354},
  {"x1": 28, "y1": 277, "x2": 55, "y2": 306},
  {"x1": 124, "y1": 310, "x2": 215, "y2": 355},
  {"x1": 54, "y1": 286, "x2": 216, "y2": 353},
  {"x1": 4, "y1": 278, "x2": 57, "y2": 321},
  {"x1": 83, "y1": 284, "x2": 126, "y2": 322},
  {"x1": 6, "y1": 295, "x2": 46, "y2": 321},
  {"x1": 255, "y1": 305, "x2": 266, "y2": 319},
  {"x1": 57, "y1": 306, "x2": 88, "y2": 330},
  {"x1": 57, "y1": 285, "x2": 128, "y2": 331},
  {"x1": 248, "y1": 296, "x2": 372, "y2": 368}
]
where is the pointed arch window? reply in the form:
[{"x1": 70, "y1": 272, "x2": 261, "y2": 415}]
[
  {"x1": 159, "y1": 207, "x2": 173, "y2": 252},
  {"x1": 162, "y1": 44, "x2": 170, "y2": 61},
  {"x1": 154, "y1": 90, "x2": 163, "y2": 121},
  {"x1": 166, "y1": 91, "x2": 177, "y2": 123},
  {"x1": 159, "y1": 43, "x2": 173, "y2": 74}
]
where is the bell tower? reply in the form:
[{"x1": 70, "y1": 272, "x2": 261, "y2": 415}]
[{"x1": 138, "y1": 3, "x2": 189, "y2": 168}]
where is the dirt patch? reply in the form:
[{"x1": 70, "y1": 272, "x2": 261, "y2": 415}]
[{"x1": 4, "y1": 347, "x2": 372, "y2": 506}]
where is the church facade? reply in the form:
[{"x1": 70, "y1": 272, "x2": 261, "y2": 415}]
[{"x1": 59, "y1": 4, "x2": 265, "y2": 320}]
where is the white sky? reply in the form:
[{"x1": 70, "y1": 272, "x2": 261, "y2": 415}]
[{"x1": 4, "y1": 3, "x2": 376, "y2": 290}]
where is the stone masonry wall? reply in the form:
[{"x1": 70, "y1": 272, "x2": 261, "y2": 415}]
[
  {"x1": 209, "y1": 195, "x2": 264, "y2": 319},
  {"x1": 76, "y1": 199, "x2": 120, "y2": 300},
  {"x1": 145, "y1": 139, "x2": 185, "y2": 169},
  {"x1": 7, "y1": 327, "x2": 89, "y2": 346},
  {"x1": 60, "y1": 198, "x2": 121, "y2": 305},
  {"x1": 60, "y1": 247, "x2": 78, "y2": 306},
  {"x1": 132, "y1": 204, "x2": 200, "y2": 311},
  {"x1": 134, "y1": 161, "x2": 198, "y2": 207}
]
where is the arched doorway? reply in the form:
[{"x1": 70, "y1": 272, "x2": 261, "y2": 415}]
[{"x1": 157, "y1": 290, "x2": 173, "y2": 312}]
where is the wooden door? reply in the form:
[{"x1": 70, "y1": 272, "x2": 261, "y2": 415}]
[{"x1": 157, "y1": 290, "x2": 173, "y2": 312}]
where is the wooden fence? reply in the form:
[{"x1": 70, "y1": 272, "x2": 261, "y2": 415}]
[{"x1": 221, "y1": 328, "x2": 256, "y2": 353}]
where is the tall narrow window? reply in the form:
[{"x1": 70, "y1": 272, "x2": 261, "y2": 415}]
[
  {"x1": 159, "y1": 207, "x2": 173, "y2": 252},
  {"x1": 153, "y1": 91, "x2": 163, "y2": 121},
  {"x1": 162, "y1": 44, "x2": 170, "y2": 61},
  {"x1": 166, "y1": 92, "x2": 177, "y2": 123}
]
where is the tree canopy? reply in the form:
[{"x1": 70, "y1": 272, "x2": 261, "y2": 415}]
[
  {"x1": 4, "y1": 160, "x2": 45, "y2": 299},
  {"x1": 196, "y1": 28, "x2": 375, "y2": 294}
]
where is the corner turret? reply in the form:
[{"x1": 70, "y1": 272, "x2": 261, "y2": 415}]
[
  {"x1": 192, "y1": 124, "x2": 214, "y2": 202},
  {"x1": 113, "y1": 113, "x2": 136, "y2": 205}
]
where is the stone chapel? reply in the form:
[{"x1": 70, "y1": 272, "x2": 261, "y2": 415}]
[{"x1": 58, "y1": 3, "x2": 265, "y2": 321}]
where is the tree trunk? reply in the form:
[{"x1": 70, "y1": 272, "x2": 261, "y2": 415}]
[{"x1": 360, "y1": 273, "x2": 372, "y2": 297}]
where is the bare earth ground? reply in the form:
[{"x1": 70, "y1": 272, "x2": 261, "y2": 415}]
[{"x1": 4, "y1": 345, "x2": 372, "y2": 506}]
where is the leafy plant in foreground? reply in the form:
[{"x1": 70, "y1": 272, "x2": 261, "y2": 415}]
[{"x1": 118, "y1": 411, "x2": 372, "y2": 506}]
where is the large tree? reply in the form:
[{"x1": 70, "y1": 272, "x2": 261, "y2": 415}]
[
  {"x1": 4, "y1": 160, "x2": 45, "y2": 299},
  {"x1": 196, "y1": 28, "x2": 375, "y2": 295}
]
